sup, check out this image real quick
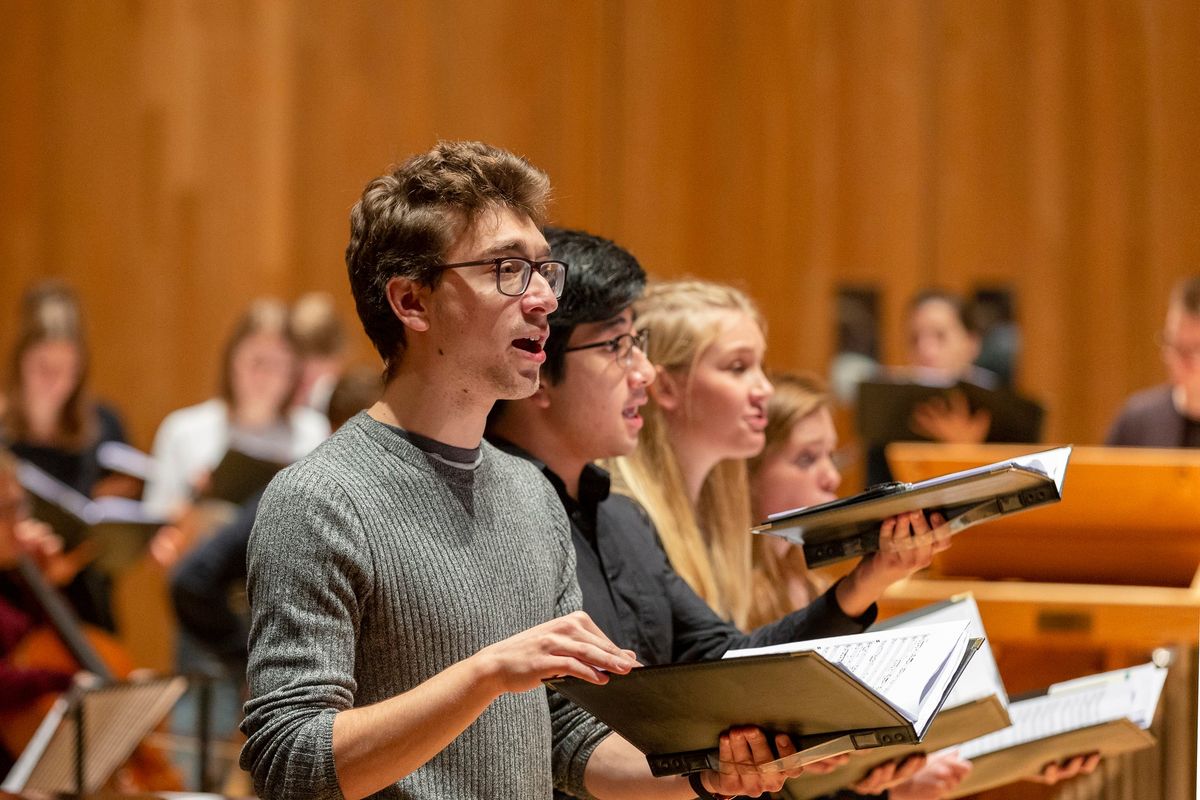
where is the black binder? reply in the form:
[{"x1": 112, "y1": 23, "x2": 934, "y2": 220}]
[
  {"x1": 17, "y1": 460, "x2": 164, "y2": 572},
  {"x1": 548, "y1": 627, "x2": 982, "y2": 777},
  {"x1": 856, "y1": 380, "x2": 1045, "y2": 446},
  {"x1": 202, "y1": 448, "x2": 288, "y2": 506},
  {"x1": 752, "y1": 446, "x2": 1070, "y2": 568}
]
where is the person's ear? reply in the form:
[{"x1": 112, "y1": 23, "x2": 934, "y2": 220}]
[
  {"x1": 648, "y1": 365, "x2": 682, "y2": 411},
  {"x1": 385, "y1": 276, "x2": 431, "y2": 333}
]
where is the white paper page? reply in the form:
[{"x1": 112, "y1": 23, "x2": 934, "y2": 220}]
[
  {"x1": 880, "y1": 597, "x2": 1007, "y2": 710},
  {"x1": 1010, "y1": 446, "x2": 1071, "y2": 492},
  {"x1": 17, "y1": 461, "x2": 90, "y2": 519},
  {"x1": 725, "y1": 621, "x2": 969, "y2": 721},
  {"x1": 956, "y1": 663, "x2": 1166, "y2": 759}
]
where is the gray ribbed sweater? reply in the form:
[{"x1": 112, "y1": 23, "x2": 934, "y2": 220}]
[{"x1": 239, "y1": 412, "x2": 609, "y2": 799}]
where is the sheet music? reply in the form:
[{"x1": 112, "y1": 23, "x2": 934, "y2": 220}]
[
  {"x1": 878, "y1": 596, "x2": 1007, "y2": 710},
  {"x1": 16, "y1": 460, "x2": 162, "y2": 526},
  {"x1": 725, "y1": 621, "x2": 969, "y2": 721},
  {"x1": 96, "y1": 441, "x2": 155, "y2": 481},
  {"x1": 956, "y1": 663, "x2": 1166, "y2": 759}
]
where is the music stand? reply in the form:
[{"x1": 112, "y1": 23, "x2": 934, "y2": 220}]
[{"x1": 1, "y1": 675, "x2": 186, "y2": 794}]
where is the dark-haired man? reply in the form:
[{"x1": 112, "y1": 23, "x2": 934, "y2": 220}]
[
  {"x1": 1107, "y1": 275, "x2": 1200, "y2": 446},
  {"x1": 239, "y1": 143, "x2": 793, "y2": 800}
]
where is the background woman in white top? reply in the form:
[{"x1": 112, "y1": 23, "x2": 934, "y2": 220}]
[{"x1": 143, "y1": 298, "x2": 329, "y2": 519}]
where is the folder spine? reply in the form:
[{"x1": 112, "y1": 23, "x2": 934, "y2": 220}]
[
  {"x1": 647, "y1": 748, "x2": 715, "y2": 776},
  {"x1": 804, "y1": 529, "x2": 881, "y2": 568}
]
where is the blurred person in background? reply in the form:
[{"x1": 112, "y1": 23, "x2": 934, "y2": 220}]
[
  {"x1": 142, "y1": 297, "x2": 329, "y2": 519},
  {"x1": 1107, "y1": 276, "x2": 1200, "y2": 447},
  {"x1": 289, "y1": 291, "x2": 349, "y2": 416},
  {"x1": 1, "y1": 282, "x2": 129, "y2": 631},
  {"x1": 143, "y1": 297, "x2": 327, "y2": 789}
]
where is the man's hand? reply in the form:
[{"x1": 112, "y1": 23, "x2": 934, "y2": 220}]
[
  {"x1": 890, "y1": 750, "x2": 972, "y2": 800},
  {"x1": 1026, "y1": 752, "x2": 1100, "y2": 785},
  {"x1": 910, "y1": 391, "x2": 990, "y2": 444},
  {"x1": 474, "y1": 610, "x2": 640, "y2": 694},
  {"x1": 697, "y1": 728, "x2": 806, "y2": 797}
]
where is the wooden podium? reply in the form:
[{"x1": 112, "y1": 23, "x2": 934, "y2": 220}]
[{"x1": 873, "y1": 443, "x2": 1200, "y2": 800}]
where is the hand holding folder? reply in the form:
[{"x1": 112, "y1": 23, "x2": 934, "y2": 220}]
[
  {"x1": 548, "y1": 622, "x2": 981, "y2": 777},
  {"x1": 944, "y1": 662, "x2": 1167, "y2": 798},
  {"x1": 781, "y1": 595, "x2": 1010, "y2": 799},
  {"x1": 753, "y1": 446, "x2": 1071, "y2": 568}
]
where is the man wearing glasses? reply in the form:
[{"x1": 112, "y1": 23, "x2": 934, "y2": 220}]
[
  {"x1": 240, "y1": 142, "x2": 796, "y2": 800},
  {"x1": 1107, "y1": 275, "x2": 1200, "y2": 446}
]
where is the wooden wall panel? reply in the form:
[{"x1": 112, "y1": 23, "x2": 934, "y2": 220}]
[{"x1": 3, "y1": 0, "x2": 1200, "y2": 451}]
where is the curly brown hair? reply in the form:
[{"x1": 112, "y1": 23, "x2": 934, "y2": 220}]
[{"x1": 345, "y1": 141, "x2": 551, "y2": 379}]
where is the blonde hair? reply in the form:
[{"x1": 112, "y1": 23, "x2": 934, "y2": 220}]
[
  {"x1": 612, "y1": 279, "x2": 764, "y2": 627},
  {"x1": 745, "y1": 372, "x2": 832, "y2": 628}
]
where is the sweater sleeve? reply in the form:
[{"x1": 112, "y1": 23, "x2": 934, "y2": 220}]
[
  {"x1": 546, "y1": 487, "x2": 611, "y2": 800},
  {"x1": 239, "y1": 467, "x2": 369, "y2": 800}
]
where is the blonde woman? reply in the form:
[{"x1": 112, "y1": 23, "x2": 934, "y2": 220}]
[{"x1": 613, "y1": 281, "x2": 940, "y2": 632}]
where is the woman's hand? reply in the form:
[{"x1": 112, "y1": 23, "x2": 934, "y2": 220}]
[{"x1": 835, "y1": 511, "x2": 950, "y2": 617}]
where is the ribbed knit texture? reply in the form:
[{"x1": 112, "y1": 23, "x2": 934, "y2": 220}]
[{"x1": 240, "y1": 412, "x2": 609, "y2": 799}]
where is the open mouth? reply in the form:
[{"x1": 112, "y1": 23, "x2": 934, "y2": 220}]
[
  {"x1": 622, "y1": 407, "x2": 641, "y2": 420},
  {"x1": 512, "y1": 336, "x2": 545, "y2": 355}
]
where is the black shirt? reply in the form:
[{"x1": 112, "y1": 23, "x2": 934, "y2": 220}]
[{"x1": 491, "y1": 439, "x2": 876, "y2": 666}]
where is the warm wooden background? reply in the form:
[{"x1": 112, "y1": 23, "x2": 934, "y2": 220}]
[{"x1": 3, "y1": 0, "x2": 1199, "y2": 449}]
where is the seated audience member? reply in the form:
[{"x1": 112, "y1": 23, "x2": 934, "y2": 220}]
[
  {"x1": 1107, "y1": 275, "x2": 1200, "y2": 446},
  {"x1": 143, "y1": 297, "x2": 330, "y2": 519},
  {"x1": 289, "y1": 291, "x2": 349, "y2": 415},
  {"x1": 897, "y1": 289, "x2": 997, "y2": 444},
  {"x1": 2, "y1": 282, "x2": 128, "y2": 630},
  {"x1": 240, "y1": 141, "x2": 793, "y2": 800},
  {"x1": 0, "y1": 447, "x2": 77, "y2": 773},
  {"x1": 751, "y1": 372, "x2": 1098, "y2": 794},
  {"x1": 613, "y1": 280, "x2": 943, "y2": 631}
]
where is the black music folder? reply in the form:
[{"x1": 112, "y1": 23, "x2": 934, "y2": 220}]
[
  {"x1": 202, "y1": 448, "x2": 289, "y2": 506},
  {"x1": 549, "y1": 622, "x2": 982, "y2": 777},
  {"x1": 856, "y1": 379, "x2": 1045, "y2": 446},
  {"x1": 783, "y1": 595, "x2": 1011, "y2": 799},
  {"x1": 752, "y1": 446, "x2": 1070, "y2": 568},
  {"x1": 945, "y1": 662, "x2": 1166, "y2": 798},
  {"x1": 17, "y1": 460, "x2": 164, "y2": 571}
]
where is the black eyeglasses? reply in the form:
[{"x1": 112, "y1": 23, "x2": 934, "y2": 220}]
[
  {"x1": 564, "y1": 330, "x2": 650, "y2": 368},
  {"x1": 435, "y1": 257, "x2": 568, "y2": 298}
]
